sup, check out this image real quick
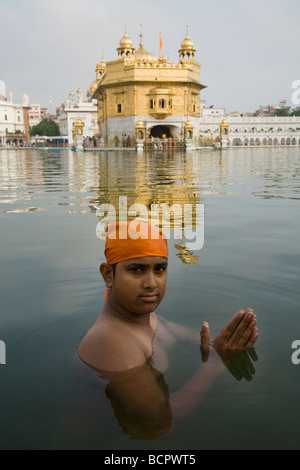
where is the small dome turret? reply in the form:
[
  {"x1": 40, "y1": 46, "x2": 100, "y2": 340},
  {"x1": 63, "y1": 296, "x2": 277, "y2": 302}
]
[
  {"x1": 180, "y1": 35, "x2": 194, "y2": 51},
  {"x1": 119, "y1": 32, "x2": 133, "y2": 49},
  {"x1": 220, "y1": 117, "x2": 229, "y2": 127},
  {"x1": 117, "y1": 25, "x2": 135, "y2": 59},
  {"x1": 220, "y1": 117, "x2": 229, "y2": 136},
  {"x1": 178, "y1": 27, "x2": 196, "y2": 62}
]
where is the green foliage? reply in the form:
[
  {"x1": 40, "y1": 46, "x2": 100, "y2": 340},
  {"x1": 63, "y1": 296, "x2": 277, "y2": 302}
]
[
  {"x1": 291, "y1": 109, "x2": 300, "y2": 116},
  {"x1": 30, "y1": 119, "x2": 60, "y2": 136},
  {"x1": 275, "y1": 109, "x2": 290, "y2": 116}
]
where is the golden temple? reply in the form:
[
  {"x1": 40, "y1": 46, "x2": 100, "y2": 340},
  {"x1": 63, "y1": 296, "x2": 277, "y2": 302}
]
[{"x1": 88, "y1": 27, "x2": 206, "y2": 147}]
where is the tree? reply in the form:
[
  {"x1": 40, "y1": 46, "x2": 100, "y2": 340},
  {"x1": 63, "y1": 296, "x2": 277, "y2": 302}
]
[
  {"x1": 275, "y1": 109, "x2": 290, "y2": 117},
  {"x1": 30, "y1": 119, "x2": 60, "y2": 136}
]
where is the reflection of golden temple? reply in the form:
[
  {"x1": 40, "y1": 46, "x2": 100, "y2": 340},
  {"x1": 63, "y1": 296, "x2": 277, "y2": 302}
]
[
  {"x1": 174, "y1": 243, "x2": 199, "y2": 264},
  {"x1": 89, "y1": 151, "x2": 201, "y2": 264}
]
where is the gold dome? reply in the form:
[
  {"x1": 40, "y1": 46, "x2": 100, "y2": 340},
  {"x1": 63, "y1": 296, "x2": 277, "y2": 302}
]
[
  {"x1": 220, "y1": 118, "x2": 229, "y2": 126},
  {"x1": 74, "y1": 116, "x2": 83, "y2": 125},
  {"x1": 180, "y1": 34, "x2": 194, "y2": 50},
  {"x1": 184, "y1": 118, "x2": 193, "y2": 127},
  {"x1": 135, "y1": 49, "x2": 158, "y2": 64},
  {"x1": 136, "y1": 118, "x2": 145, "y2": 128},
  {"x1": 119, "y1": 32, "x2": 133, "y2": 49},
  {"x1": 88, "y1": 79, "x2": 99, "y2": 97},
  {"x1": 117, "y1": 27, "x2": 135, "y2": 58},
  {"x1": 135, "y1": 33, "x2": 157, "y2": 64}
]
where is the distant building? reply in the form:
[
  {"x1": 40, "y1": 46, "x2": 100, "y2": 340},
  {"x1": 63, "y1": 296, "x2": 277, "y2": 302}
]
[
  {"x1": 200, "y1": 100, "x2": 225, "y2": 118},
  {"x1": 28, "y1": 103, "x2": 42, "y2": 129},
  {"x1": 278, "y1": 99, "x2": 287, "y2": 109},
  {"x1": 199, "y1": 97, "x2": 300, "y2": 147},
  {"x1": 57, "y1": 88, "x2": 98, "y2": 145},
  {"x1": 198, "y1": 113, "x2": 300, "y2": 147},
  {"x1": 0, "y1": 81, "x2": 30, "y2": 146},
  {"x1": 41, "y1": 108, "x2": 49, "y2": 119},
  {"x1": 28, "y1": 104, "x2": 41, "y2": 121},
  {"x1": 254, "y1": 105, "x2": 276, "y2": 117},
  {"x1": 0, "y1": 80, "x2": 6, "y2": 102},
  {"x1": 255, "y1": 100, "x2": 292, "y2": 117},
  {"x1": 228, "y1": 111, "x2": 254, "y2": 117}
]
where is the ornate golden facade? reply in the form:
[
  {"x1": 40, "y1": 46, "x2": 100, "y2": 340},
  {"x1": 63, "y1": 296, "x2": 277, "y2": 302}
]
[{"x1": 89, "y1": 28, "x2": 206, "y2": 146}]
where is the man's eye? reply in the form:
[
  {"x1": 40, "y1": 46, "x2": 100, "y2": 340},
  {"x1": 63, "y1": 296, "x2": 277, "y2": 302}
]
[{"x1": 155, "y1": 266, "x2": 166, "y2": 273}]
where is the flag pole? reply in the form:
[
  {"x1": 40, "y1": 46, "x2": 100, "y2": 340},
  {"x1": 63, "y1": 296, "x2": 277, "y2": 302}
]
[{"x1": 159, "y1": 31, "x2": 162, "y2": 59}]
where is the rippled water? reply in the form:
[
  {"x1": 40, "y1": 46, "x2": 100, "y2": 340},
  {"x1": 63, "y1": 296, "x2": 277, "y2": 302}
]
[{"x1": 0, "y1": 147, "x2": 299, "y2": 450}]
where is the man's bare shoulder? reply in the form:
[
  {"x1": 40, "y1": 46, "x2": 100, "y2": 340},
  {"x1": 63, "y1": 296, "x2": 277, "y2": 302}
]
[{"x1": 78, "y1": 318, "x2": 146, "y2": 373}]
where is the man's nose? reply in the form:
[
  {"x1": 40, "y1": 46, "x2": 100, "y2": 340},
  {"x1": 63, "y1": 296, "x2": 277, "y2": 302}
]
[{"x1": 143, "y1": 270, "x2": 158, "y2": 289}]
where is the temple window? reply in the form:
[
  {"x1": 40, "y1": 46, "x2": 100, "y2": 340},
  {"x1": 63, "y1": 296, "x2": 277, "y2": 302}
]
[
  {"x1": 150, "y1": 99, "x2": 155, "y2": 109},
  {"x1": 159, "y1": 99, "x2": 165, "y2": 109},
  {"x1": 117, "y1": 104, "x2": 122, "y2": 113}
]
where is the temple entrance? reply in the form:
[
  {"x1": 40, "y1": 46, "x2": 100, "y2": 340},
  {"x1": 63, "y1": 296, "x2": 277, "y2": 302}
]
[
  {"x1": 144, "y1": 124, "x2": 185, "y2": 150},
  {"x1": 150, "y1": 125, "x2": 171, "y2": 138}
]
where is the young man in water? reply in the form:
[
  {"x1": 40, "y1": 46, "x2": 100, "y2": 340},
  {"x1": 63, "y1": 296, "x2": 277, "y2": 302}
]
[{"x1": 78, "y1": 221, "x2": 258, "y2": 438}]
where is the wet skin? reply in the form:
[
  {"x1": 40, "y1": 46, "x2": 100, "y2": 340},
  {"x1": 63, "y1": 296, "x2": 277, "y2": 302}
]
[{"x1": 77, "y1": 256, "x2": 259, "y2": 438}]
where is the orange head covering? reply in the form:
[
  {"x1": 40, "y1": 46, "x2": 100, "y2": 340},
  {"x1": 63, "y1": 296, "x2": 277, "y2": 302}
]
[{"x1": 103, "y1": 221, "x2": 168, "y2": 300}]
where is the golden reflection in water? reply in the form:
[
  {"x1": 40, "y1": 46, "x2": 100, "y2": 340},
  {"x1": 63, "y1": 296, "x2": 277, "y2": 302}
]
[
  {"x1": 2, "y1": 148, "x2": 297, "y2": 263},
  {"x1": 88, "y1": 151, "x2": 202, "y2": 264}
]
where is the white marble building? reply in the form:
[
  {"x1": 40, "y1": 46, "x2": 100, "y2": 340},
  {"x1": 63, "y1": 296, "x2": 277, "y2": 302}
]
[
  {"x1": 198, "y1": 102, "x2": 300, "y2": 147},
  {"x1": 0, "y1": 80, "x2": 29, "y2": 145},
  {"x1": 57, "y1": 88, "x2": 98, "y2": 145},
  {"x1": 200, "y1": 100, "x2": 225, "y2": 119}
]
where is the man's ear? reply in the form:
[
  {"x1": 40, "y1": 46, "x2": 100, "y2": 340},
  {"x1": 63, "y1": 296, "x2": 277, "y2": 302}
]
[{"x1": 100, "y1": 263, "x2": 113, "y2": 289}]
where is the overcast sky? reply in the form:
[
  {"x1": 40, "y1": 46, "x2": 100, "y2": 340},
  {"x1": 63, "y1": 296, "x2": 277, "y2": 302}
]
[{"x1": 1, "y1": 0, "x2": 299, "y2": 113}]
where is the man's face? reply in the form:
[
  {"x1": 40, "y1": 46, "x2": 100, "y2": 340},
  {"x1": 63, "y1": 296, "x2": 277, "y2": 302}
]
[{"x1": 111, "y1": 256, "x2": 168, "y2": 316}]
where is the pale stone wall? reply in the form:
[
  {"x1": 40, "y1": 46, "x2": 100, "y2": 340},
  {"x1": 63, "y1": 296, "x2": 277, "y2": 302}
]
[
  {"x1": 198, "y1": 115, "x2": 300, "y2": 147},
  {"x1": 57, "y1": 101, "x2": 98, "y2": 144},
  {"x1": 0, "y1": 100, "x2": 25, "y2": 135}
]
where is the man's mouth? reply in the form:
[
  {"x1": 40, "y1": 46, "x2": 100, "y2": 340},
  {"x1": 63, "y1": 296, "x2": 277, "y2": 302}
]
[{"x1": 139, "y1": 294, "x2": 159, "y2": 303}]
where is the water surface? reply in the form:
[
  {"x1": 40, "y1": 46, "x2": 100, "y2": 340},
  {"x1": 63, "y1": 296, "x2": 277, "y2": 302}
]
[{"x1": 0, "y1": 147, "x2": 299, "y2": 450}]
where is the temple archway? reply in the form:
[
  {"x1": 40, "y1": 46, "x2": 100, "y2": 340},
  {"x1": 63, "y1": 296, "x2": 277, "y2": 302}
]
[
  {"x1": 232, "y1": 138, "x2": 243, "y2": 146},
  {"x1": 150, "y1": 125, "x2": 172, "y2": 138}
]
